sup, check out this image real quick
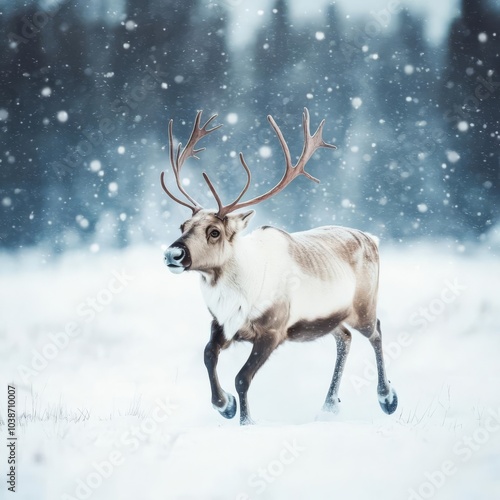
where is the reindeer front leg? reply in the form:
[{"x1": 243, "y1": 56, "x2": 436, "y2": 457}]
[
  {"x1": 204, "y1": 320, "x2": 237, "y2": 419},
  {"x1": 235, "y1": 334, "x2": 280, "y2": 425}
]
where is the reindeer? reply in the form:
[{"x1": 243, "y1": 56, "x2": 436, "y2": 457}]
[{"x1": 161, "y1": 109, "x2": 398, "y2": 425}]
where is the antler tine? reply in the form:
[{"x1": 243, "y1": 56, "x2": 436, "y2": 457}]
[
  {"x1": 296, "y1": 107, "x2": 337, "y2": 183},
  {"x1": 202, "y1": 172, "x2": 224, "y2": 214},
  {"x1": 201, "y1": 113, "x2": 222, "y2": 132},
  {"x1": 160, "y1": 171, "x2": 199, "y2": 214},
  {"x1": 233, "y1": 154, "x2": 252, "y2": 205},
  {"x1": 201, "y1": 156, "x2": 252, "y2": 220},
  {"x1": 177, "y1": 111, "x2": 223, "y2": 167},
  {"x1": 175, "y1": 141, "x2": 182, "y2": 169},
  {"x1": 161, "y1": 110, "x2": 222, "y2": 213},
  {"x1": 302, "y1": 107, "x2": 311, "y2": 143},
  {"x1": 168, "y1": 119, "x2": 177, "y2": 173},
  {"x1": 267, "y1": 115, "x2": 293, "y2": 173},
  {"x1": 167, "y1": 117, "x2": 200, "y2": 208},
  {"x1": 205, "y1": 108, "x2": 336, "y2": 219},
  {"x1": 166, "y1": 119, "x2": 200, "y2": 209}
]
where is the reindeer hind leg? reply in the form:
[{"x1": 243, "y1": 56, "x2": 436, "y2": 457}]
[
  {"x1": 321, "y1": 325, "x2": 352, "y2": 414},
  {"x1": 362, "y1": 319, "x2": 398, "y2": 415}
]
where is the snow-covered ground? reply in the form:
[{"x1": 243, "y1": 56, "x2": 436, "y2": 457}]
[{"x1": 1, "y1": 238, "x2": 500, "y2": 500}]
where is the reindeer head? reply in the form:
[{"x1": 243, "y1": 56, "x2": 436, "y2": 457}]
[
  {"x1": 165, "y1": 209, "x2": 254, "y2": 274},
  {"x1": 162, "y1": 109, "x2": 336, "y2": 274}
]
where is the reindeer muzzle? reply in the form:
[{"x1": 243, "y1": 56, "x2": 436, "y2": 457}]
[{"x1": 164, "y1": 242, "x2": 191, "y2": 273}]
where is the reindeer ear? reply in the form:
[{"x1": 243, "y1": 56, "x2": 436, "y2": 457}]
[
  {"x1": 226, "y1": 210, "x2": 255, "y2": 235},
  {"x1": 239, "y1": 210, "x2": 255, "y2": 228}
]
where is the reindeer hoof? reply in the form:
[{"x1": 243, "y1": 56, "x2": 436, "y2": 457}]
[
  {"x1": 216, "y1": 393, "x2": 237, "y2": 419},
  {"x1": 316, "y1": 399, "x2": 341, "y2": 421},
  {"x1": 240, "y1": 416, "x2": 256, "y2": 426},
  {"x1": 379, "y1": 388, "x2": 398, "y2": 415}
]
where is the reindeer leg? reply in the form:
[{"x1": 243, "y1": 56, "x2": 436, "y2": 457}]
[
  {"x1": 235, "y1": 335, "x2": 280, "y2": 425},
  {"x1": 367, "y1": 319, "x2": 398, "y2": 415},
  {"x1": 204, "y1": 320, "x2": 237, "y2": 419},
  {"x1": 322, "y1": 326, "x2": 352, "y2": 414}
]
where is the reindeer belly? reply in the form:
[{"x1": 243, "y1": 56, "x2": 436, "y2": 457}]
[{"x1": 287, "y1": 272, "x2": 355, "y2": 333}]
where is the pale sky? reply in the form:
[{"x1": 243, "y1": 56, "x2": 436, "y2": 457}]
[
  {"x1": 6, "y1": 0, "x2": 464, "y2": 46},
  {"x1": 226, "y1": 0, "x2": 462, "y2": 48}
]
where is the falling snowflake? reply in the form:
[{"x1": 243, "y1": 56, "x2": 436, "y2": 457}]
[
  {"x1": 259, "y1": 146, "x2": 272, "y2": 159},
  {"x1": 57, "y1": 111, "x2": 68, "y2": 122},
  {"x1": 89, "y1": 160, "x2": 101, "y2": 172},
  {"x1": 227, "y1": 113, "x2": 238, "y2": 124},
  {"x1": 351, "y1": 97, "x2": 362, "y2": 109},
  {"x1": 446, "y1": 150, "x2": 460, "y2": 163}
]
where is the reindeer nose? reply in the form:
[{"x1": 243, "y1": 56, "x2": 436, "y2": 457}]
[
  {"x1": 170, "y1": 247, "x2": 185, "y2": 262},
  {"x1": 164, "y1": 242, "x2": 190, "y2": 273}
]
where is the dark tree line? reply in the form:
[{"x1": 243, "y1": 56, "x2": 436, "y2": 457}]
[{"x1": 0, "y1": 0, "x2": 498, "y2": 250}]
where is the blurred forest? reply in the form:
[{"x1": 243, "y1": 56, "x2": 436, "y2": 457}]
[{"x1": 0, "y1": 0, "x2": 499, "y2": 250}]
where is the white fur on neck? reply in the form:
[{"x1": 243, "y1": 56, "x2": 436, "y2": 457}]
[{"x1": 199, "y1": 233, "x2": 268, "y2": 338}]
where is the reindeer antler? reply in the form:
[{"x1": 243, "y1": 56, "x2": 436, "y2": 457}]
[
  {"x1": 202, "y1": 108, "x2": 336, "y2": 220},
  {"x1": 160, "y1": 111, "x2": 222, "y2": 214}
]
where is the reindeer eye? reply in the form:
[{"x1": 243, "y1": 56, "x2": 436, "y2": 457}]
[{"x1": 210, "y1": 229, "x2": 220, "y2": 238}]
